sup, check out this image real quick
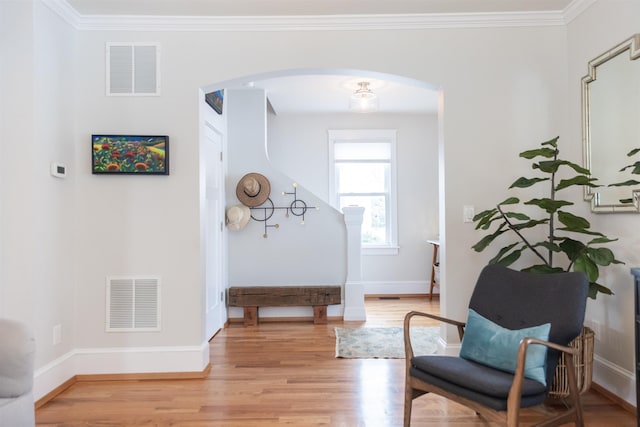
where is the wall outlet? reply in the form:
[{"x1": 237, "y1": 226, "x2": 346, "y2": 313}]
[{"x1": 53, "y1": 324, "x2": 62, "y2": 345}]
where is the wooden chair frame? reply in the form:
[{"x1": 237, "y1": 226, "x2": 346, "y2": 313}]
[{"x1": 403, "y1": 311, "x2": 585, "y2": 427}]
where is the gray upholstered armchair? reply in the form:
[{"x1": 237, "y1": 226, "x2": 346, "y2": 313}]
[
  {"x1": 404, "y1": 264, "x2": 588, "y2": 427},
  {"x1": 0, "y1": 318, "x2": 36, "y2": 427}
]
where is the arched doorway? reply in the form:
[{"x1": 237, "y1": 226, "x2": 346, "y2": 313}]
[{"x1": 200, "y1": 68, "x2": 441, "y2": 333}]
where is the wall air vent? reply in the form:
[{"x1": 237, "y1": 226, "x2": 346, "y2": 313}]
[
  {"x1": 106, "y1": 43, "x2": 160, "y2": 96},
  {"x1": 106, "y1": 276, "x2": 161, "y2": 332}
]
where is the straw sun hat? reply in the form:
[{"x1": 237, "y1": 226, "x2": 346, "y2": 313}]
[{"x1": 236, "y1": 173, "x2": 271, "y2": 207}]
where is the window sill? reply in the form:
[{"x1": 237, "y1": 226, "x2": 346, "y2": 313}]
[{"x1": 363, "y1": 246, "x2": 399, "y2": 256}]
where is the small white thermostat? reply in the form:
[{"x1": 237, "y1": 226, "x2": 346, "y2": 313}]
[{"x1": 50, "y1": 162, "x2": 67, "y2": 178}]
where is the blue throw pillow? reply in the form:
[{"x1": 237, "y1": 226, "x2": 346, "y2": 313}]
[{"x1": 459, "y1": 309, "x2": 551, "y2": 385}]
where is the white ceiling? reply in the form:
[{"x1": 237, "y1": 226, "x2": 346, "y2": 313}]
[
  {"x1": 62, "y1": 0, "x2": 572, "y2": 115},
  {"x1": 246, "y1": 74, "x2": 439, "y2": 115}
]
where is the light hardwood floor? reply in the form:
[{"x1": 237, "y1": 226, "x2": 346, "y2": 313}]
[{"x1": 35, "y1": 297, "x2": 636, "y2": 426}]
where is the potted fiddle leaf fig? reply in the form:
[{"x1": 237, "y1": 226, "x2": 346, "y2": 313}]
[
  {"x1": 608, "y1": 148, "x2": 640, "y2": 204},
  {"x1": 471, "y1": 136, "x2": 623, "y2": 299}
]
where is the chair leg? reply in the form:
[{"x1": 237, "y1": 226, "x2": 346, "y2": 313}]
[
  {"x1": 565, "y1": 356, "x2": 585, "y2": 427},
  {"x1": 506, "y1": 402, "x2": 521, "y2": 427},
  {"x1": 404, "y1": 384, "x2": 413, "y2": 427}
]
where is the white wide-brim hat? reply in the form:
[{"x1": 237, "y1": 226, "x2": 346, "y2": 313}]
[{"x1": 226, "y1": 204, "x2": 251, "y2": 231}]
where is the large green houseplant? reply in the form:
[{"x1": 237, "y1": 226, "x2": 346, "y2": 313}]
[{"x1": 471, "y1": 136, "x2": 623, "y2": 299}]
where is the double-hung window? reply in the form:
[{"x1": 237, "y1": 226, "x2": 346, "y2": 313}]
[{"x1": 328, "y1": 129, "x2": 398, "y2": 255}]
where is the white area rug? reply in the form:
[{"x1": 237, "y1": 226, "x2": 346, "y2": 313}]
[{"x1": 334, "y1": 326, "x2": 439, "y2": 359}]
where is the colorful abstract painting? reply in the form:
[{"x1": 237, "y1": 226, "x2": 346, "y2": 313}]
[{"x1": 92, "y1": 135, "x2": 169, "y2": 175}]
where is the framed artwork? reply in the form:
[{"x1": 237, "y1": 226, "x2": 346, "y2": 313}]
[
  {"x1": 205, "y1": 90, "x2": 224, "y2": 114},
  {"x1": 92, "y1": 135, "x2": 169, "y2": 175}
]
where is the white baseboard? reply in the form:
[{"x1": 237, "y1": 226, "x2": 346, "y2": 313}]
[
  {"x1": 33, "y1": 351, "x2": 77, "y2": 401},
  {"x1": 593, "y1": 354, "x2": 636, "y2": 408},
  {"x1": 364, "y1": 280, "x2": 436, "y2": 295},
  {"x1": 33, "y1": 342, "x2": 210, "y2": 401}
]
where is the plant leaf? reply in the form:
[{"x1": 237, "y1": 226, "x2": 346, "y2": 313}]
[
  {"x1": 471, "y1": 228, "x2": 506, "y2": 252},
  {"x1": 556, "y1": 227, "x2": 605, "y2": 237},
  {"x1": 488, "y1": 243, "x2": 521, "y2": 265},
  {"x1": 619, "y1": 161, "x2": 640, "y2": 174},
  {"x1": 534, "y1": 160, "x2": 560, "y2": 173},
  {"x1": 510, "y1": 219, "x2": 548, "y2": 230},
  {"x1": 499, "y1": 197, "x2": 519, "y2": 205},
  {"x1": 556, "y1": 176, "x2": 599, "y2": 191},
  {"x1": 472, "y1": 208, "x2": 497, "y2": 221},
  {"x1": 532, "y1": 241, "x2": 562, "y2": 252},
  {"x1": 504, "y1": 212, "x2": 530, "y2": 221},
  {"x1": 520, "y1": 147, "x2": 557, "y2": 159},
  {"x1": 573, "y1": 255, "x2": 598, "y2": 283},
  {"x1": 586, "y1": 247, "x2": 624, "y2": 266},
  {"x1": 608, "y1": 179, "x2": 640, "y2": 187},
  {"x1": 521, "y1": 264, "x2": 564, "y2": 274},
  {"x1": 557, "y1": 211, "x2": 590, "y2": 230},
  {"x1": 558, "y1": 238, "x2": 586, "y2": 262},
  {"x1": 494, "y1": 249, "x2": 523, "y2": 267},
  {"x1": 586, "y1": 247, "x2": 616, "y2": 266},
  {"x1": 525, "y1": 198, "x2": 573, "y2": 214},
  {"x1": 473, "y1": 210, "x2": 506, "y2": 232},
  {"x1": 559, "y1": 160, "x2": 591, "y2": 175},
  {"x1": 588, "y1": 282, "x2": 614, "y2": 299},
  {"x1": 509, "y1": 177, "x2": 549, "y2": 189},
  {"x1": 541, "y1": 136, "x2": 559, "y2": 148},
  {"x1": 588, "y1": 236, "x2": 618, "y2": 244},
  {"x1": 473, "y1": 209, "x2": 498, "y2": 229},
  {"x1": 478, "y1": 217, "x2": 505, "y2": 231},
  {"x1": 627, "y1": 148, "x2": 640, "y2": 157}
]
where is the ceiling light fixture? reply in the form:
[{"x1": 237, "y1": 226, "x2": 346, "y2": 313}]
[{"x1": 349, "y1": 81, "x2": 379, "y2": 113}]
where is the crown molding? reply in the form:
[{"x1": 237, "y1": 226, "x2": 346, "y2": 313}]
[
  {"x1": 42, "y1": 0, "x2": 82, "y2": 27},
  {"x1": 563, "y1": 0, "x2": 597, "y2": 24},
  {"x1": 77, "y1": 12, "x2": 567, "y2": 32},
  {"x1": 43, "y1": 0, "x2": 591, "y2": 32}
]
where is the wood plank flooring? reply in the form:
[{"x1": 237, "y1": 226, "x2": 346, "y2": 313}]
[{"x1": 35, "y1": 297, "x2": 636, "y2": 426}]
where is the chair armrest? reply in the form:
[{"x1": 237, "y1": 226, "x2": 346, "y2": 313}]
[
  {"x1": 507, "y1": 336, "x2": 580, "y2": 421},
  {"x1": 403, "y1": 311, "x2": 466, "y2": 363}
]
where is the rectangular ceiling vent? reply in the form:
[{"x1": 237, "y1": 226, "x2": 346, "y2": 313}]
[
  {"x1": 106, "y1": 276, "x2": 161, "y2": 332},
  {"x1": 106, "y1": 43, "x2": 160, "y2": 96}
]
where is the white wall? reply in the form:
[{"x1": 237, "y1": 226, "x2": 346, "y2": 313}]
[
  {"x1": 67, "y1": 20, "x2": 568, "y2": 369},
  {"x1": 72, "y1": 28, "x2": 206, "y2": 353},
  {"x1": 566, "y1": 0, "x2": 640, "y2": 406},
  {"x1": 268, "y1": 112, "x2": 439, "y2": 293},
  {"x1": 3, "y1": 0, "x2": 637, "y2": 403},
  {"x1": 0, "y1": 0, "x2": 77, "y2": 372}
]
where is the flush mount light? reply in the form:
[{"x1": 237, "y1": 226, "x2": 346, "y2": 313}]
[{"x1": 349, "y1": 81, "x2": 379, "y2": 113}]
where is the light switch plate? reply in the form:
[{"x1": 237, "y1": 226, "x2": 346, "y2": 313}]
[{"x1": 463, "y1": 205, "x2": 475, "y2": 223}]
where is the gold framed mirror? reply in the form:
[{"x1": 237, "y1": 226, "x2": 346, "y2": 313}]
[{"x1": 583, "y1": 34, "x2": 640, "y2": 213}]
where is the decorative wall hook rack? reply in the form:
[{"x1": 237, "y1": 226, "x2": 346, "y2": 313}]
[{"x1": 249, "y1": 183, "x2": 319, "y2": 238}]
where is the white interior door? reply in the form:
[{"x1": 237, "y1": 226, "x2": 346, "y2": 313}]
[{"x1": 204, "y1": 125, "x2": 224, "y2": 339}]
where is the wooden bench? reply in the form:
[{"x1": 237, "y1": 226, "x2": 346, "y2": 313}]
[{"x1": 227, "y1": 286, "x2": 342, "y2": 326}]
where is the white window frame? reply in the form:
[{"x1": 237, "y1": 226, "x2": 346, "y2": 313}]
[{"x1": 328, "y1": 129, "x2": 398, "y2": 256}]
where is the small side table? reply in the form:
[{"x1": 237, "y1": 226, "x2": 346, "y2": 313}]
[{"x1": 427, "y1": 240, "x2": 440, "y2": 300}]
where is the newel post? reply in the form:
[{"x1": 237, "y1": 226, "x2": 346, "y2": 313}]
[{"x1": 342, "y1": 206, "x2": 366, "y2": 321}]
